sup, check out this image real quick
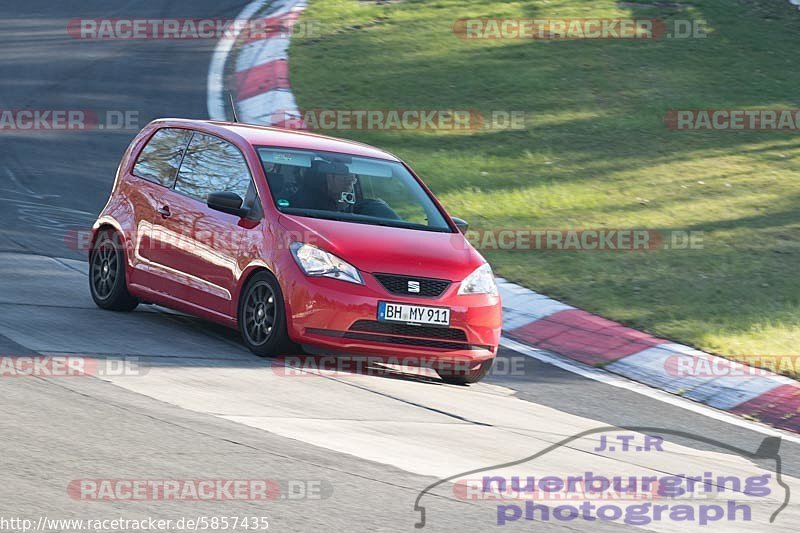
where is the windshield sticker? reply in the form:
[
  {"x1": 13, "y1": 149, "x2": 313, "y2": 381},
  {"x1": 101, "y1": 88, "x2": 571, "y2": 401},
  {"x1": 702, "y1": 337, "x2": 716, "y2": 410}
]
[{"x1": 261, "y1": 149, "x2": 313, "y2": 168}]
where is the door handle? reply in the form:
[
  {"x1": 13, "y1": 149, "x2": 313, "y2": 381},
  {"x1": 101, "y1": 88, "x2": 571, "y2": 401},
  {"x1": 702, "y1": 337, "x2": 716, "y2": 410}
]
[{"x1": 157, "y1": 206, "x2": 171, "y2": 218}]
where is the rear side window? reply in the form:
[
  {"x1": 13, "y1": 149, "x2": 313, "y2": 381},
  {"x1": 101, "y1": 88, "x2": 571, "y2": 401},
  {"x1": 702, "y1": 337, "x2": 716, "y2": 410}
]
[
  {"x1": 132, "y1": 128, "x2": 192, "y2": 187},
  {"x1": 174, "y1": 133, "x2": 252, "y2": 202}
]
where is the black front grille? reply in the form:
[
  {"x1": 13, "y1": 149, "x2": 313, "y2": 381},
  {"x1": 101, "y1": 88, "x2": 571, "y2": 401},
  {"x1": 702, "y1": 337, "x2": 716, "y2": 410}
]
[
  {"x1": 305, "y1": 327, "x2": 491, "y2": 352},
  {"x1": 373, "y1": 273, "x2": 451, "y2": 298},
  {"x1": 350, "y1": 320, "x2": 468, "y2": 342},
  {"x1": 343, "y1": 332, "x2": 471, "y2": 351}
]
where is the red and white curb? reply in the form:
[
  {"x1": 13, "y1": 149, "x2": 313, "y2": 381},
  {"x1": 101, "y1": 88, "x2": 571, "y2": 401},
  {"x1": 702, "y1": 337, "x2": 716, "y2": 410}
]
[
  {"x1": 209, "y1": 2, "x2": 800, "y2": 435},
  {"x1": 497, "y1": 278, "x2": 800, "y2": 434},
  {"x1": 207, "y1": 0, "x2": 307, "y2": 127}
]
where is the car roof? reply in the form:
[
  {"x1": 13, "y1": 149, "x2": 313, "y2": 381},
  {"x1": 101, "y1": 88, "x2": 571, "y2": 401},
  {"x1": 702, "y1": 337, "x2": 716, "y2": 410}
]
[{"x1": 149, "y1": 118, "x2": 401, "y2": 162}]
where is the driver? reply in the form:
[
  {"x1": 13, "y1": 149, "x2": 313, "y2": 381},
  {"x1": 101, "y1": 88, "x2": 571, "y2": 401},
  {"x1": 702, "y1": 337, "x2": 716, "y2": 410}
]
[
  {"x1": 325, "y1": 171, "x2": 357, "y2": 211},
  {"x1": 291, "y1": 161, "x2": 357, "y2": 212}
]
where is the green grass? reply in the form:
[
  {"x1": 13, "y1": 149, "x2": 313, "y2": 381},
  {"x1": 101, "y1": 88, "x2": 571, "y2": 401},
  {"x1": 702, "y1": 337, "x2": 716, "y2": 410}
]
[{"x1": 289, "y1": 0, "x2": 800, "y2": 360}]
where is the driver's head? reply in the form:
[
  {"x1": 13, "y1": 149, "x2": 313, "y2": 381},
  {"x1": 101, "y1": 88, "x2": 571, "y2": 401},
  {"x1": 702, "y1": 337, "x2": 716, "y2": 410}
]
[
  {"x1": 310, "y1": 161, "x2": 355, "y2": 201},
  {"x1": 325, "y1": 172, "x2": 356, "y2": 196}
]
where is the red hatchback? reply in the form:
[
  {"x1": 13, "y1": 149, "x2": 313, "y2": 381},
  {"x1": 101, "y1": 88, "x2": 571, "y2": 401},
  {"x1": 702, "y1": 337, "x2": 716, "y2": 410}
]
[{"x1": 89, "y1": 119, "x2": 502, "y2": 383}]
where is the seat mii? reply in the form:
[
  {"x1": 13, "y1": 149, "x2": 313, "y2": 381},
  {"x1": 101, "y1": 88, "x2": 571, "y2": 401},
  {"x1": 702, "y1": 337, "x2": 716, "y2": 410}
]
[{"x1": 89, "y1": 119, "x2": 502, "y2": 384}]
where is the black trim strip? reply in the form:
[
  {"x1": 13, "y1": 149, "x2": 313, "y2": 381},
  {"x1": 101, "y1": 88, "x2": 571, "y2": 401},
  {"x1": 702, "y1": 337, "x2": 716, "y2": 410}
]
[{"x1": 306, "y1": 328, "x2": 491, "y2": 351}]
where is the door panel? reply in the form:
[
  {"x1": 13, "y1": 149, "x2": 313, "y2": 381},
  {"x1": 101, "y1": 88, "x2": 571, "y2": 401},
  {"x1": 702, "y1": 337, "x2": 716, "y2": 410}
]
[
  {"x1": 148, "y1": 132, "x2": 253, "y2": 317},
  {"x1": 149, "y1": 192, "x2": 243, "y2": 314}
]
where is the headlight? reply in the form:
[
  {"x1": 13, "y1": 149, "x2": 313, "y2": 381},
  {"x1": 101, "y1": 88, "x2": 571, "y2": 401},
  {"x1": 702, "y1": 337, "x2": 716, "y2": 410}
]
[
  {"x1": 458, "y1": 263, "x2": 498, "y2": 296},
  {"x1": 290, "y1": 242, "x2": 364, "y2": 285}
]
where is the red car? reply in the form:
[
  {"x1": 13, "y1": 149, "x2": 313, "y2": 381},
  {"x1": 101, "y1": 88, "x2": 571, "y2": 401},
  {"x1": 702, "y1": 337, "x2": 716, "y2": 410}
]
[{"x1": 89, "y1": 119, "x2": 502, "y2": 384}]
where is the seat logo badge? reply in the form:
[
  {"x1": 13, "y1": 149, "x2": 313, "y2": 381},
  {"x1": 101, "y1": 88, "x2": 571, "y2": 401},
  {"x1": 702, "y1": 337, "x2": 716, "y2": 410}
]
[{"x1": 408, "y1": 280, "x2": 421, "y2": 293}]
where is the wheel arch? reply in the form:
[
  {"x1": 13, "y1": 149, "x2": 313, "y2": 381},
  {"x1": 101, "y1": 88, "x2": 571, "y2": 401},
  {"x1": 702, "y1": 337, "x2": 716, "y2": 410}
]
[
  {"x1": 235, "y1": 262, "x2": 299, "y2": 346},
  {"x1": 90, "y1": 217, "x2": 126, "y2": 260},
  {"x1": 88, "y1": 221, "x2": 139, "y2": 312},
  {"x1": 235, "y1": 262, "x2": 283, "y2": 315}
]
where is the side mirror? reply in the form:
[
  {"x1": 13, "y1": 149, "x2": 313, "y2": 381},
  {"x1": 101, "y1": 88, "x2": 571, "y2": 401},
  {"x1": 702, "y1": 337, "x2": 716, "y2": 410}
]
[
  {"x1": 207, "y1": 192, "x2": 248, "y2": 218},
  {"x1": 451, "y1": 217, "x2": 469, "y2": 234}
]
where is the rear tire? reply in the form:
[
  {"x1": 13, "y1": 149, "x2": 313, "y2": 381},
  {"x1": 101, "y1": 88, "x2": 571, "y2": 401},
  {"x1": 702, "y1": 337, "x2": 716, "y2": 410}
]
[
  {"x1": 437, "y1": 359, "x2": 494, "y2": 385},
  {"x1": 238, "y1": 271, "x2": 296, "y2": 357},
  {"x1": 89, "y1": 229, "x2": 139, "y2": 312}
]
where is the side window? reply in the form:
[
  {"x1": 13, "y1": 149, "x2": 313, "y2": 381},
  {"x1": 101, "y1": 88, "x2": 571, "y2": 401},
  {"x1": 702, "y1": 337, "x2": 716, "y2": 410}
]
[
  {"x1": 132, "y1": 128, "x2": 192, "y2": 187},
  {"x1": 174, "y1": 133, "x2": 252, "y2": 202}
]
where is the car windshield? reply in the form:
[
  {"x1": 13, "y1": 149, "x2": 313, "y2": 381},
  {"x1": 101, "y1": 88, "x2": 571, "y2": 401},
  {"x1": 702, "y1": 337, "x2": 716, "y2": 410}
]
[{"x1": 257, "y1": 147, "x2": 453, "y2": 232}]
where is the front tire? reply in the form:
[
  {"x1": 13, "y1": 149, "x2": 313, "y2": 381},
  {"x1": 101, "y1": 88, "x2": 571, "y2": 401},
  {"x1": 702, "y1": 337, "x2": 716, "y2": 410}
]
[
  {"x1": 238, "y1": 271, "x2": 294, "y2": 357},
  {"x1": 89, "y1": 229, "x2": 139, "y2": 312},
  {"x1": 437, "y1": 359, "x2": 494, "y2": 385}
]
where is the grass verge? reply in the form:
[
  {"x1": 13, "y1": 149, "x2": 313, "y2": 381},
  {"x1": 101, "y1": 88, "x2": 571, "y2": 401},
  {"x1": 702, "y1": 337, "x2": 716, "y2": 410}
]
[{"x1": 290, "y1": 0, "x2": 800, "y2": 363}]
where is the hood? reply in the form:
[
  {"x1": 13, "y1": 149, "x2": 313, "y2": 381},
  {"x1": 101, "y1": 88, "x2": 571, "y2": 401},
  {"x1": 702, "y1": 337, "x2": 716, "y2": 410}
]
[{"x1": 278, "y1": 214, "x2": 485, "y2": 281}]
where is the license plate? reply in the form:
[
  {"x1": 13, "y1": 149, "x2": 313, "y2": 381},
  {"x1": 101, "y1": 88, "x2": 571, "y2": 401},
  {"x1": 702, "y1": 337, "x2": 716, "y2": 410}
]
[{"x1": 378, "y1": 302, "x2": 450, "y2": 327}]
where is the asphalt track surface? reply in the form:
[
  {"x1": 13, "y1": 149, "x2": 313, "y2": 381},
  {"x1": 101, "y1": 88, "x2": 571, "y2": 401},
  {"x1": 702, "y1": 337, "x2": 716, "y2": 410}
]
[{"x1": 1, "y1": 2, "x2": 800, "y2": 532}]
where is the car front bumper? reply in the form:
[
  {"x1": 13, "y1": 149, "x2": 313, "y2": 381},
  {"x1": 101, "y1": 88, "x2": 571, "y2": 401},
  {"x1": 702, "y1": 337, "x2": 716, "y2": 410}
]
[{"x1": 281, "y1": 266, "x2": 502, "y2": 366}]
